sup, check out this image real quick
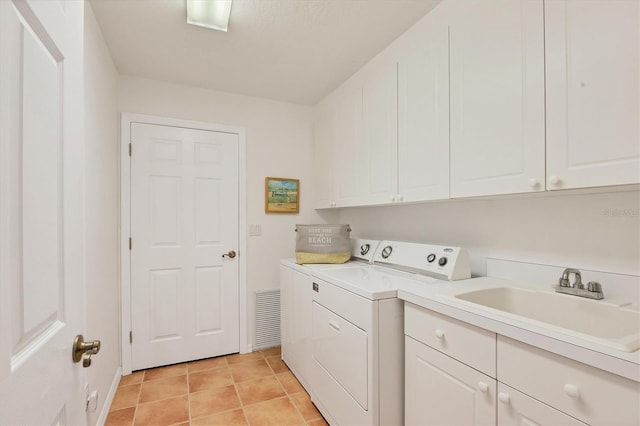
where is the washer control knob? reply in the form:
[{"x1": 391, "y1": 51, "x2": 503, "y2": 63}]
[
  {"x1": 381, "y1": 245, "x2": 393, "y2": 259},
  {"x1": 438, "y1": 257, "x2": 448, "y2": 267},
  {"x1": 360, "y1": 244, "x2": 370, "y2": 256},
  {"x1": 427, "y1": 254, "x2": 436, "y2": 263}
]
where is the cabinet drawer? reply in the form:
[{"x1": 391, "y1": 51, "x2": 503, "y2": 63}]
[
  {"x1": 498, "y1": 336, "x2": 640, "y2": 425},
  {"x1": 497, "y1": 382, "x2": 586, "y2": 426},
  {"x1": 405, "y1": 303, "x2": 496, "y2": 377}
]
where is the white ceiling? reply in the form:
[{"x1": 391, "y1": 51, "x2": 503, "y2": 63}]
[{"x1": 90, "y1": 0, "x2": 441, "y2": 105}]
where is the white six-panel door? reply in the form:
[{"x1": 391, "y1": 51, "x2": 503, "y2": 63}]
[
  {"x1": 130, "y1": 123, "x2": 240, "y2": 370},
  {"x1": 0, "y1": 0, "x2": 86, "y2": 424}
]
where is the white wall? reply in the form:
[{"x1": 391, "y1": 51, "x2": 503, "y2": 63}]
[
  {"x1": 84, "y1": 3, "x2": 121, "y2": 423},
  {"x1": 118, "y1": 76, "x2": 338, "y2": 350},
  {"x1": 339, "y1": 189, "x2": 640, "y2": 277}
]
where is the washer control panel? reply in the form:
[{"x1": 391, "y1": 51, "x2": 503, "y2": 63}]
[{"x1": 372, "y1": 241, "x2": 470, "y2": 281}]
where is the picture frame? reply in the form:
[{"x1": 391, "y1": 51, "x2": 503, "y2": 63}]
[{"x1": 265, "y1": 177, "x2": 300, "y2": 213}]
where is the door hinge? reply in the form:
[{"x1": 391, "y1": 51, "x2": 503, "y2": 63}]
[
  {"x1": 129, "y1": 238, "x2": 132, "y2": 250},
  {"x1": 128, "y1": 143, "x2": 132, "y2": 156},
  {"x1": 129, "y1": 331, "x2": 132, "y2": 344}
]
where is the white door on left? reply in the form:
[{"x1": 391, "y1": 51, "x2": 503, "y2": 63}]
[{"x1": 0, "y1": 0, "x2": 87, "y2": 424}]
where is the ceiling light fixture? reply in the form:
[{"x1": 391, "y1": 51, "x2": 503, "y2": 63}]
[{"x1": 186, "y1": 0, "x2": 233, "y2": 32}]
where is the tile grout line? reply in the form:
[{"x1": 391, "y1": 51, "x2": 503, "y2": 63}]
[
  {"x1": 267, "y1": 354, "x2": 315, "y2": 425},
  {"x1": 186, "y1": 364, "x2": 192, "y2": 425},
  {"x1": 229, "y1": 354, "x2": 251, "y2": 425},
  {"x1": 131, "y1": 370, "x2": 144, "y2": 426}
]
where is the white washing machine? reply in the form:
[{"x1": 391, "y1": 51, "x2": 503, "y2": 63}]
[{"x1": 281, "y1": 240, "x2": 470, "y2": 425}]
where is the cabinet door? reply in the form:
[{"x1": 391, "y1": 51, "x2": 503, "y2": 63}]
[
  {"x1": 545, "y1": 0, "x2": 639, "y2": 189},
  {"x1": 450, "y1": 0, "x2": 545, "y2": 197},
  {"x1": 405, "y1": 336, "x2": 496, "y2": 426},
  {"x1": 334, "y1": 85, "x2": 366, "y2": 207},
  {"x1": 280, "y1": 265, "x2": 295, "y2": 369},
  {"x1": 292, "y1": 271, "x2": 313, "y2": 388},
  {"x1": 313, "y1": 111, "x2": 335, "y2": 209},
  {"x1": 497, "y1": 383, "x2": 586, "y2": 426},
  {"x1": 398, "y1": 21, "x2": 449, "y2": 202},
  {"x1": 363, "y1": 63, "x2": 398, "y2": 205},
  {"x1": 281, "y1": 267, "x2": 314, "y2": 389}
]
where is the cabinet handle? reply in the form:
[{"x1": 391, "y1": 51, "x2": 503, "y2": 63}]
[
  {"x1": 548, "y1": 175, "x2": 561, "y2": 186},
  {"x1": 397, "y1": 194, "x2": 403, "y2": 202},
  {"x1": 564, "y1": 384, "x2": 580, "y2": 398},
  {"x1": 434, "y1": 329, "x2": 445, "y2": 339},
  {"x1": 328, "y1": 319, "x2": 340, "y2": 332},
  {"x1": 498, "y1": 392, "x2": 510, "y2": 404},
  {"x1": 391, "y1": 195, "x2": 396, "y2": 202},
  {"x1": 528, "y1": 178, "x2": 539, "y2": 188},
  {"x1": 478, "y1": 382, "x2": 489, "y2": 393}
]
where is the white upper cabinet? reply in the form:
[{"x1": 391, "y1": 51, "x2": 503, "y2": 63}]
[
  {"x1": 449, "y1": 0, "x2": 546, "y2": 197},
  {"x1": 313, "y1": 111, "x2": 335, "y2": 209},
  {"x1": 545, "y1": 0, "x2": 640, "y2": 190},
  {"x1": 334, "y1": 84, "x2": 366, "y2": 207},
  {"x1": 363, "y1": 63, "x2": 398, "y2": 205},
  {"x1": 398, "y1": 21, "x2": 450, "y2": 202},
  {"x1": 312, "y1": 0, "x2": 637, "y2": 209}
]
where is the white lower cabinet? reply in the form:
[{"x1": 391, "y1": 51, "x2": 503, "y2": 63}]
[
  {"x1": 497, "y1": 383, "x2": 586, "y2": 426},
  {"x1": 405, "y1": 336, "x2": 496, "y2": 426},
  {"x1": 404, "y1": 302, "x2": 640, "y2": 426},
  {"x1": 498, "y1": 336, "x2": 640, "y2": 426}
]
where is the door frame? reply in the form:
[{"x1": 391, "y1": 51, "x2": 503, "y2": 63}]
[{"x1": 120, "y1": 112, "x2": 248, "y2": 375}]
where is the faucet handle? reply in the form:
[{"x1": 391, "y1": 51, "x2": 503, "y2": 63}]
[
  {"x1": 558, "y1": 277, "x2": 570, "y2": 287},
  {"x1": 587, "y1": 281, "x2": 602, "y2": 293}
]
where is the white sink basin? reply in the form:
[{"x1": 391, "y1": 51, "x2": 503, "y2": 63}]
[{"x1": 453, "y1": 287, "x2": 640, "y2": 352}]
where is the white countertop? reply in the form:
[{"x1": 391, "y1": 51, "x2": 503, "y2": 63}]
[
  {"x1": 282, "y1": 259, "x2": 640, "y2": 382},
  {"x1": 397, "y1": 276, "x2": 640, "y2": 382}
]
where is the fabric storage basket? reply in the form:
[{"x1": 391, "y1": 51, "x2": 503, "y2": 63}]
[{"x1": 295, "y1": 224, "x2": 352, "y2": 264}]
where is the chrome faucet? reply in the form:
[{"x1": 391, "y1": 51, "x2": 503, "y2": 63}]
[
  {"x1": 558, "y1": 268, "x2": 583, "y2": 289},
  {"x1": 555, "y1": 268, "x2": 603, "y2": 300}
]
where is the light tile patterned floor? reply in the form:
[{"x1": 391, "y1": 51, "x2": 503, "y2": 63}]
[{"x1": 106, "y1": 347, "x2": 328, "y2": 426}]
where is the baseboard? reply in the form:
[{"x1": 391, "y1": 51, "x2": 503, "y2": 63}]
[
  {"x1": 243, "y1": 343, "x2": 252, "y2": 354},
  {"x1": 97, "y1": 366, "x2": 122, "y2": 426}
]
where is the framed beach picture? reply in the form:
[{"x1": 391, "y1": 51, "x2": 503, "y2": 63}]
[{"x1": 265, "y1": 177, "x2": 299, "y2": 213}]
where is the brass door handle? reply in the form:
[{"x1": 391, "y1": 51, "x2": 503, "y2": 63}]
[
  {"x1": 72, "y1": 335, "x2": 101, "y2": 368},
  {"x1": 222, "y1": 250, "x2": 237, "y2": 259}
]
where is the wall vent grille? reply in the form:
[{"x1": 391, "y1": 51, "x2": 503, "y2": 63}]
[{"x1": 254, "y1": 289, "x2": 281, "y2": 350}]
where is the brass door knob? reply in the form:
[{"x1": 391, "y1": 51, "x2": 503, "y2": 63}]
[
  {"x1": 72, "y1": 334, "x2": 101, "y2": 367},
  {"x1": 222, "y1": 250, "x2": 237, "y2": 259}
]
